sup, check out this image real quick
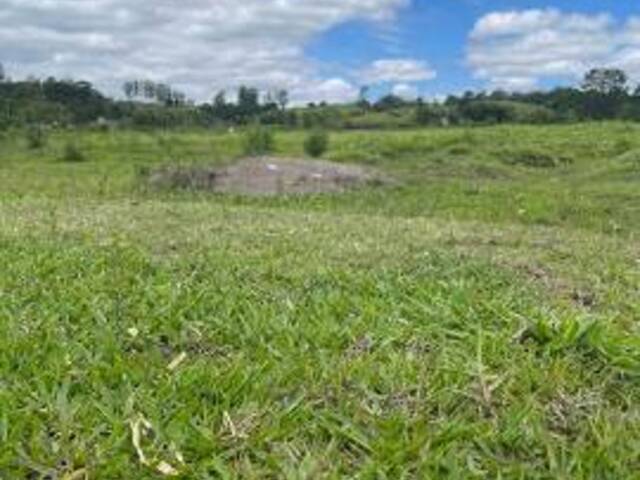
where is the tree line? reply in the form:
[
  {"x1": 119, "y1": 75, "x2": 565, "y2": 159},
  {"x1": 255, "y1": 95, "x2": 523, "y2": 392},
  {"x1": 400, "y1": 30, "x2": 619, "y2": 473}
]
[
  {"x1": 1, "y1": 63, "x2": 640, "y2": 130},
  {"x1": 404, "y1": 69, "x2": 640, "y2": 126}
]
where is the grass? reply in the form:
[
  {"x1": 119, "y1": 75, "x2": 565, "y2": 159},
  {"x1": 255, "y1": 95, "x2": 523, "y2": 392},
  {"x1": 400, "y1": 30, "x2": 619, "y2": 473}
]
[{"x1": 0, "y1": 123, "x2": 639, "y2": 478}]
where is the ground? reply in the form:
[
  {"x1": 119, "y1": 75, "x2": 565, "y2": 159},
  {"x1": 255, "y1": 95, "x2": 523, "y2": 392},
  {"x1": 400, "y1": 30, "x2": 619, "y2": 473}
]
[{"x1": 0, "y1": 123, "x2": 639, "y2": 478}]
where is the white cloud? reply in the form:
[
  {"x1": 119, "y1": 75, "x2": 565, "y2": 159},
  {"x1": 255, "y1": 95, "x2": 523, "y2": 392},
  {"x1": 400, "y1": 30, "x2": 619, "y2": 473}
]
[
  {"x1": 614, "y1": 18, "x2": 640, "y2": 80},
  {"x1": 361, "y1": 59, "x2": 436, "y2": 84},
  {"x1": 0, "y1": 0, "x2": 409, "y2": 102},
  {"x1": 290, "y1": 78, "x2": 359, "y2": 105},
  {"x1": 391, "y1": 83, "x2": 418, "y2": 99},
  {"x1": 467, "y1": 9, "x2": 640, "y2": 91}
]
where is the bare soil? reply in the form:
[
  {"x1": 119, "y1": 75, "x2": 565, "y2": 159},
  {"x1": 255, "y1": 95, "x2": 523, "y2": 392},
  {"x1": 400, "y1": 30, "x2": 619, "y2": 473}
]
[{"x1": 147, "y1": 156, "x2": 388, "y2": 195}]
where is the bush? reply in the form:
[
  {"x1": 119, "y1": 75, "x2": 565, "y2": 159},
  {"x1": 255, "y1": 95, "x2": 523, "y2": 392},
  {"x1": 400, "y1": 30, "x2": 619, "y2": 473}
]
[
  {"x1": 26, "y1": 125, "x2": 46, "y2": 149},
  {"x1": 304, "y1": 130, "x2": 329, "y2": 158},
  {"x1": 60, "y1": 142, "x2": 87, "y2": 162},
  {"x1": 243, "y1": 125, "x2": 274, "y2": 156}
]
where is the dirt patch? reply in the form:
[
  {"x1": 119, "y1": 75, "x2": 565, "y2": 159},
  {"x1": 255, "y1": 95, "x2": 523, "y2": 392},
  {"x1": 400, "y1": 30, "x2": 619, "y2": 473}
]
[{"x1": 146, "y1": 156, "x2": 389, "y2": 196}]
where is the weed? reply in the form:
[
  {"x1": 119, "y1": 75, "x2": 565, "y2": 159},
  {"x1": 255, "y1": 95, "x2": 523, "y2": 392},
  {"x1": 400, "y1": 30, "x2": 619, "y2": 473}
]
[
  {"x1": 243, "y1": 124, "x2": 275, "y2": 156},
  {"x1": 304, "y1": 130, "x2": 329, "y2": 158},
  {"x1": 25, "y1": 124, "x2": 47, "y2": 149},
  {"x1": 60, "y1": 142, "x2": 87, "y2": 162}
]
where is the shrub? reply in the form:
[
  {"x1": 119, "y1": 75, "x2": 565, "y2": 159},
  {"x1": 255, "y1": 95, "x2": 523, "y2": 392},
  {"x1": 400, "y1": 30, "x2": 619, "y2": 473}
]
[
  {"x1": 26, "y1": 125, "x2": 46, "y2": 149},
  {"x1": 243, "y1": 125, "x2": 274, "y2": 156},
  {"x1": 60, "y1": 142, "x2": 87, "y2": 163},
  {"x1": 304, "y1": 130, "x2": 329, "y2": 158}
]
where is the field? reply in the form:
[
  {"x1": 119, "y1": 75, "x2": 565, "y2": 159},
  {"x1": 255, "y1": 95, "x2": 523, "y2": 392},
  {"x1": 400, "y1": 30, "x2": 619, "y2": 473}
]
[{"x1": 1, "y1": 123, "x2": 640, "y2": 478}]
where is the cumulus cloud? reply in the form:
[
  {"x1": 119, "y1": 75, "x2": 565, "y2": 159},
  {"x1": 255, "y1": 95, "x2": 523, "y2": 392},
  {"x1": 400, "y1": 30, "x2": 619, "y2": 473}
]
[
  {"x1": 291, "y1": 78, "x2": 359, "y2": 105},
  {"x1": 467, "y1": 9, "x2": 640, "y2": 91},
  {"x1": 360, "y1": 59, "x2": 436, "y2": 84},
  {"x1": 0, "y1": 0, "x2": 409, "y2": 102},
  {"x1": 614, "y1": 18, "x2": 640, "y2": 80},
  {"x1": 391, "y1": 83, "x2": 419, "y2": 99}
]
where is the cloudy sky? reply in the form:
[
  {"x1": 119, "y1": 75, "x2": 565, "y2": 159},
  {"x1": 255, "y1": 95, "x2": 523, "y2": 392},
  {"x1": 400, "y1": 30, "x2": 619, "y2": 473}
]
[{"x1": 0, "y1": 0, "x2": 639, "y2": 103}]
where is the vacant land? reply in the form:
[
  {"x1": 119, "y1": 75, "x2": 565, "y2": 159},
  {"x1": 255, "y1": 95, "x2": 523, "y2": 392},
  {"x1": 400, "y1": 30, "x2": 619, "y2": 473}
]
[{"x1": 1, "y1": 123, "x2": 639, "y2": 478}]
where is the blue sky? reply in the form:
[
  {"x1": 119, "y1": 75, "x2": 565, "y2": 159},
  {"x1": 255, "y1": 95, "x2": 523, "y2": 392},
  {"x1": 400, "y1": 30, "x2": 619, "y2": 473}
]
[
  {"x1": 308, "y1": 0, "x2": 640, "y2": 99},
  {"x1": 1, "y1": 1, "x2": 639, "y2": 102}
]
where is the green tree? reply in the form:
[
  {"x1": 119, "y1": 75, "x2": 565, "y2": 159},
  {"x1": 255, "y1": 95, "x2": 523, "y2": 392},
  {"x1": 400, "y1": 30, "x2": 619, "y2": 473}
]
[
  {"x1": 237, "y1": 86, "x2": 260, "y2": 122},
  {"x1": 123, "y1": 81, "x2": 135, "y2": 100},
  {"x1": 582, "y1": 68, "x2": 628, "y2": 95},
  {"x1": 276, "y1": 89, "x2": 289, "y2": 111}
]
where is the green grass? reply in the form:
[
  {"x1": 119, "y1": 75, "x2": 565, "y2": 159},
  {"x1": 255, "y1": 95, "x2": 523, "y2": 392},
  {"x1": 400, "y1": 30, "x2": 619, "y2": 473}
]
[{"x1": 1, "y1": 123, "x2": 639, "y2": 478}]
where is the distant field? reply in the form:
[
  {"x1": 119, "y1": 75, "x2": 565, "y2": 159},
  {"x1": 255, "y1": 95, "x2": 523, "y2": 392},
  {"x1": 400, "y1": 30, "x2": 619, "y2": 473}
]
[{"x1": 1, "y1": 123, "x2": 640, "y2": 478}]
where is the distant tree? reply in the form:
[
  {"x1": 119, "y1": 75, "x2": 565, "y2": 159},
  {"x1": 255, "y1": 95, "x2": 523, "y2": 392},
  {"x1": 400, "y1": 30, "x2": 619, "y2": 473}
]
[
  {"x1": 374, "y1": 94, "x2": 405, "y2": 111},
  {"x1": 581, "y1": 68, "x2": 629, "y2": 119},
  {"x1": 123, "y1": 81, "x2": 135, "y2": 99},
  {"x1": 237, "y1": 86, "x2": 260, "y2": 122},
  {"x1": 0, "y1": 62, "x2": 5, "y2": 82},
  {"x1": 358, "y1": 85, "x2": 370, "y2": 110},
  {"x1": 264, "y1": 90, "x2": 275, "y2": 106},
  {"x1": 155, "y1": 83, "x2": 172, "y2": 104},
  {"x1": 142, "y1": 80, "x2": 156, "y2": 100},
  {"x1": 276, "y1": 89, "x2": 289, "y2": 111},
  {"x1": 416, "y1": 103, "x2": 444, "y2": 125},
  {"x1": 214, "y1": 90, "x2": 226, "y2": 108},
  {"x1": 582, "y1": 68, "x2": 628, "y2": 95}
]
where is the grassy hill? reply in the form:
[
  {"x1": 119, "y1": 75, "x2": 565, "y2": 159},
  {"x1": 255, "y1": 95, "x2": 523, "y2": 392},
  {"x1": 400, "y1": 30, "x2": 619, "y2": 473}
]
[{"x1": 1, "y1": 123, "x2": 640, "y2": 478}]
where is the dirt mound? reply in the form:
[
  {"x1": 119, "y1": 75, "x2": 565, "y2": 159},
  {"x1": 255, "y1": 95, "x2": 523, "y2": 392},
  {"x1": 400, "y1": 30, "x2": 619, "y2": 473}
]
[{"x1": 147, "y1": 157, "x2": 388, "y2": 195}]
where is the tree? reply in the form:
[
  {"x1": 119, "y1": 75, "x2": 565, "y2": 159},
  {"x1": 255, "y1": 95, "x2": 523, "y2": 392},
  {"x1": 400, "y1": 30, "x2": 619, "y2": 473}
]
[
  {"x1": 357, "y1": 85, "x2": 370, "y2": 110},
  {"x1": 237, "y1": 86, "x2": 259, "y2": 121},
  {"x1": 580, "y1": 69, "x2": 629, "y2": 120},
  {"x1": 0, "y1": 62, "x2": 4, "y2": 82},
  {"x1": 582, "y1": 68, "x2": 628, "y2": 95},
  {"x1": 154, "y1": 83, "x2": 172, "y2": 104},
  {"x1": 123, "y1": 81, "x2": 135, "y2": 99},
  {"x1": 214, "y1": 90, "x2": 226, "y2": 108},
  {"x1": 276, "y1": 89, "x2": 289, "y2": 111},
  {"x1": 374, "y1": 94, "x2": 405, "y2": 111},
  {"x1": 142, "y1": 80, "x2": 156, "y2": 100}
]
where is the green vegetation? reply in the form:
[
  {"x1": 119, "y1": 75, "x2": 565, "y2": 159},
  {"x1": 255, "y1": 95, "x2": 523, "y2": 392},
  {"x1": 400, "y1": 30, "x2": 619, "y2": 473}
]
[
  {"x1": 2, "y1": 66, "x2": 640, "y2": 130},
  {"x1": 242, "y1": 125, "x2": 275, "y2": 156},
  {"x1": 25, "y1": 124, "x2": 47, "y2": 150},
  {"x1": 1, "y1": 123, "x2": 640, "y2": 478},
  {"x1": 60, "y1": 141, "x2": 87, "y2": 163},
  {"x1": 303, "y1": 130, "x2": 329, "y2": 158}
]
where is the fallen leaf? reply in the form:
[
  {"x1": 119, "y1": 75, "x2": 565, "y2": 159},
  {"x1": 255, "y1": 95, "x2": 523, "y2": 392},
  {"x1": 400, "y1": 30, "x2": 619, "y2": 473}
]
[
  {"x1": 168, "y1": 352, "x2": 188, "y2": 372},
  {"x1": 156, "y1": 461, "x2": 180, "y2": 477}
]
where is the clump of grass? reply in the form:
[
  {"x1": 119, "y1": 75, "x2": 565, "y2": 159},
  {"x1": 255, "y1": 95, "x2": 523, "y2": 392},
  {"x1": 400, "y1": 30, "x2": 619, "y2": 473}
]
[
  {"x1": 304, "y1": 130, "x2": 330, "y2": 158},
  {"x1": 25, "y1": 125, "x2": 47, "y2": 149},
  {"x1": 60, "y1": 141, "x2": 87, "y2": 162},
  {"x1": 613, "y1": 138, "x2": 633, "y2": 155},
  {"x1": 615, "y1": 148, "x2": 640, "y2": 168},
  {"x1": 500, "y1": 149, "x2": 573, "y2": 168},
  {"x1": 243, "y1": 124, "x2": 274, "y2": 156}
]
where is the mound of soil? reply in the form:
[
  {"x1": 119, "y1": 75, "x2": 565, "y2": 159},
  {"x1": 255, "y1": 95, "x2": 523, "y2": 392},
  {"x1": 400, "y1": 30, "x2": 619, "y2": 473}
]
[{"x1": 147, "y1": 157, "x2": 388, "y2": 195}]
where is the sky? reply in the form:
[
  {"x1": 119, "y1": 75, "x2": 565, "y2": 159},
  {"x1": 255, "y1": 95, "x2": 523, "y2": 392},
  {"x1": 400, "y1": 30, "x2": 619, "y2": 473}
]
[{"x1": 0, "y1": 1, "x2": 639, "y2": 104}]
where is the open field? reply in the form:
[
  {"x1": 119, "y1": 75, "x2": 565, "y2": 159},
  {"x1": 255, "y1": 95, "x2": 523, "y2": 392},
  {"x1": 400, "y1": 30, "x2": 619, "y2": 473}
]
[{"x1": 1, "y1": 123, "x2": 640, "y2": 478}]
